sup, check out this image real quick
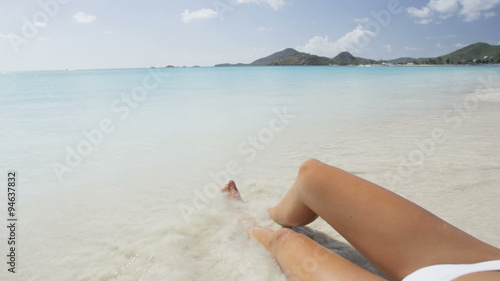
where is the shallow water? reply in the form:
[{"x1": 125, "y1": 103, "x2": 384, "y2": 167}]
[{"x1": 0, "y1": 66, "x2": 499, "y2": 280}]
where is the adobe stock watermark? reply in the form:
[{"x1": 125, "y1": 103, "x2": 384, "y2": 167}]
[
  {"x1": 283, "y1": 236, "x2": 330, "y2": 280},
  {"x1": 212, "y1": 0, "x2": 237, "y2": 20},
  {"x1": 384, "y1": 72, "x2": 500, "y2": 189},
  {"x1": 51, "y1": 69, "x2": 167, "y2": 182},
  {"x1": 177, "y1": 107, "x2": 295, "y2": 223},
  {"x1": 3, "y1": 0, "x2": 71, "y2": 53}
]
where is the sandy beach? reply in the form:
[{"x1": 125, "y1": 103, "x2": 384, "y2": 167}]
[{"x1": 1, "y1": 66, "x2": 499, "y2": 280}]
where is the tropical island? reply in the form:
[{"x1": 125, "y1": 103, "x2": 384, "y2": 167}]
[{"x1": 215, "y1": 42, "x2": 500, "y2": 67}]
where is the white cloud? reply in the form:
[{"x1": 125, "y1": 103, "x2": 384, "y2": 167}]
[
  {"x1": 484, "y1": 11, "x2": 497, "y2": 18},
  {"x1": 404, "y1": 46, "x2": 422, "y2": 51},
  {"x1": 0, "y1": 33, "x2": 10, "y2": 41},
  {"x1": 407, "y1": 0, "x2": 500, "y2": 23},
  {"x1": 181, "y1": 0, "x2": 289, "y2": 23},
  {"x1": 439, "y1": 35, "x2": 458, "y2": 39},
  {"x1": 235, "y1": 0, "x2": 289, "y2": 10},
  {"x1": 297, "y1": 26, "x2": 376, "y2": 57},
  {"x1": 455, "y1": 43, "x2": 466, "y2": 48},
  {"x1": 416, "y1": 18, "x2": 433, "y2": 24},
  {"x1": 181, "y1": 8, "x2": 218, "y2": 23},
  {"x1": 354, "y1": 17, "x2": 371, "y2": 23},
  {"x1": 73, "y1": 12, "x2": 97, "y2": 24},
  {"x1": 258, "y1": 26, "x2": 275, "y2": 31},
  {"x1": 407, "y1": 6, "x2": 433, "y2": 18},
  {"x1": 460, "y1": 0, "x2": 500, "y2": 21},
  {"x1": 385, "y1": 44, "x2": 392, "y2": 52},
  {"x1": 298, "y1": 36, "x2": 340, "y2": 56},
  {"x1": 428, "y1": 0, "x2": 459, "y2": 14}
]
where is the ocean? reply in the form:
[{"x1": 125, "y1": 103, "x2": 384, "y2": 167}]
[{"x1": 1, "y1": 66, "x2": 499, "y2": 280}]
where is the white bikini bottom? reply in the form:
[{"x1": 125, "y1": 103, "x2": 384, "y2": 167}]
[{"x1": 403, "y1": 260, "x2": 500, "y2": 281}]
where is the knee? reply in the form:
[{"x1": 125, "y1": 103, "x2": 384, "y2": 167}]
[
  {"x1": 298, "y1": 158, "x2": 323, "y2": 178},
  {"x1": 297, "y1": 159, "x2": 343, "y2": 195},
  {"x1": 297, "y1": 158, "x2": 327, "y2": 189}
]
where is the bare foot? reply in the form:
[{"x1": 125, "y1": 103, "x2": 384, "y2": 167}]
[{"x1": 221, "y1": 180, "x2": 242, "y2": 200}]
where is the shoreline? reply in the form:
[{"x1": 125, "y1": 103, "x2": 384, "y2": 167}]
[{"x1": 2, "y1": 63, "x2": 500, "y2": 74}]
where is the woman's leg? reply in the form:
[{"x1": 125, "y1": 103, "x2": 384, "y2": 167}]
[
  {"x1": 269, "y1": 159, "x2": 500, "y2": 280},
  {"x1": 222, "y1": 180, "x2": 385, "y2": 281},
  {"x1": 251, "y1": 227, "x2": 385, "y2": 281}
]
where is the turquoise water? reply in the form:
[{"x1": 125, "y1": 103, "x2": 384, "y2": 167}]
[{"x1": 0, "y1": 66, "x2": 499, "y2": 280}]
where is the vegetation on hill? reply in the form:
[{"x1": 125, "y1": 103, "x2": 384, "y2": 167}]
[
  {"x1": 215, "y1": 49, "x2": 375, "y2": 66},
  {"x1": 331, "y1": 52, "x2": 376, "y2": 65},
  {"x1": 269, "y1": 54, "x2": 332, "y2": 66},
  {"x1": 388, "y1": 42, "x2": 500, "y2": 65},
  {"x1": 214, "y1": 42, "x2": 500, "y2": 67},
  {"x1": 439, "y1": 42, "x2": 500, "y2": 64},
  {"x1": 251, "y1": 48, "x2": 302, "y2": 66},
  {"x1": 386, "y1": 57, "x2": 429, "y2": 64}
]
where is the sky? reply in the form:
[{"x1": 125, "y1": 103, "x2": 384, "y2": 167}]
[{"x1": 0, "y1": 0, "x2": 500, "y2": 71}]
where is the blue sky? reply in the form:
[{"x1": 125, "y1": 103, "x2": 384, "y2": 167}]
[{"x1": 1, "y1": 0, "x2": 499, "y2": 71}]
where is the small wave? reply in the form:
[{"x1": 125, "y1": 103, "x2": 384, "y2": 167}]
[{"x1": 469, "y1": 88, "x2": 500, "y2": 102}]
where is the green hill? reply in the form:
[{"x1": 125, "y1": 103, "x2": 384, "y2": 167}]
[
  {"x1": 387, "y1": 42, "x2": 500, "y2": 64},
  {"x1": 386, "y1": 57, "x2": 429, "y2": 64},
  {"x1": 331, "y1": 51, "x2": 376, "y2": 65},
  {"x1": 215, "y1": 48, "x2": 336, "y2": 66},
  {"x1": 331, "y1": 52, "x2": 357, "y2": 65},
  {"x1": 250, "y1": 48, "x2": 303, "y2": 66},
  {"x1": 269, "y1": 53, "x2": 332, "y2": 66},
  {"x1": 252, "y1": 49, "x2": 374, "y2": 66},
  {"x1": 250, "y1": 48, "x2": 335, "y2": 66},
  {"x1": 214, "y1": 48, "x2": 311, "y2": 67},
  {"x1": 440, "y1": 42, "x2": 500, "y2": 64},
  {"x1": 214, "y1": 42, "x2": 500, "y2": 66},
  {"x1": 215, "y1": 48, "x2": 374, "y2": 66}
]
